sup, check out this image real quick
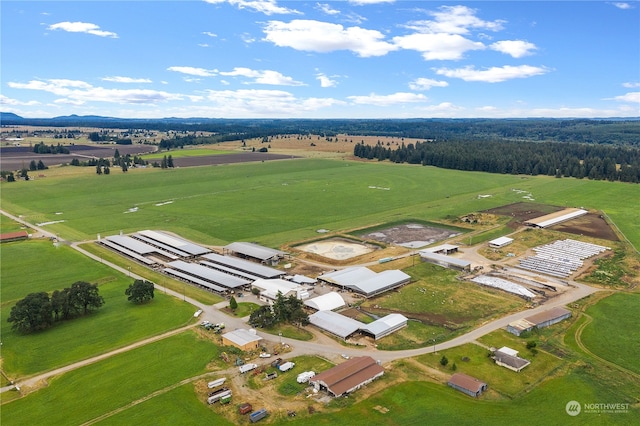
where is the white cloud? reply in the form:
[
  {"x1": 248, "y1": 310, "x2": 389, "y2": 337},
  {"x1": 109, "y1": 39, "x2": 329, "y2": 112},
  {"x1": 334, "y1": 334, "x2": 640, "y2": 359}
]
[
  {"x1": 406, "y1": 5, "x2": 505, "y2": 35},
  {"x1": 102, "y1": 76, "x2": 152, "y2": 84},
  {"x1": 434, "y1": 65, "x2": 549, "y2": 83},
  {"x1": 202, "y1": 31, "x2": 217, "y2": 37},
  {"x1": 409, "y1": 78, "x2": 448, "y2": 90},
  {"x1": 316, "y1": 3, "x2": 340, "y2": 15},
  {"x1": 608, "y1": 92, "x2": 640, "y2": 103},
  {"x1": 316, "y1": 73, "x2": 338, "y2": 88},
  {"x1": 612, "y1": 2, "x2": 633, "y2": 10},
  {"x1": 490, "y1": 40, "x2": 537, "y2": 58},
  {"x1": 0, "y1": 94, "x2": 40, "y2": 106},
  {"x1": 167, "y1": 66, "x2": 218, "y2": 77},
  {"x1": 48, "y1": 21, "x2": 118, "y2": 38},
  {"x1": 203, "y1": 89, "x2": 343, "y2": 116},
  {"x1": 622, "y1": 82, "x2": 640, "y2": 88},
  {"x1": 263, "y1": 19, "x2": 397, "y2": 57},
  {"x1": 348, "y1": 92, "x2": 427, "y2": 106},
  {"x1": 7, "y1": 79, "x2": 181, "y2": 105},
  {"x1": 219, "y1": 67, "x2": 305, "y2": 86},
  {"x1": 204, "y1": 0, "x2": 301, "y2": 16},
  {"x1": 393, "y1": 33, "x2": 485, "y2": 60}
]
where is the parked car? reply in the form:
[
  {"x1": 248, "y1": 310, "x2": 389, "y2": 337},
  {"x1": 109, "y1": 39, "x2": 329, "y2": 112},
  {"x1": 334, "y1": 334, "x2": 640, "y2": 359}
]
[{"x1": 259, "y1": 353, "x2": 271, "y2": 358}]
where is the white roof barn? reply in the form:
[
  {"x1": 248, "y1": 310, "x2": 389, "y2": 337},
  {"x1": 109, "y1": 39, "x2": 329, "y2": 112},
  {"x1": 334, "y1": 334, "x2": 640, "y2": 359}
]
[
  {"x1": 308, "y1": 310, "x2": 363, "y2": 340},
  {"x1": 304, "y1": 292, "x2": 346, "y2": 311},
  {"x1": 252, "y1": 278, "x2": 311, "y2": 303},
  {"x1": 318, "y1": 267, "x2": 410, "y2": 297},
  {"x1": 360, "y1": 314, "x2": 408, "y2": 340}
]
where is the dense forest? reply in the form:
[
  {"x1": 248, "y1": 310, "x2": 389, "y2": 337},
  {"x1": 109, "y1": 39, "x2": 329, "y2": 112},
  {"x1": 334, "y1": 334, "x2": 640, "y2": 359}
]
[
  {"x1": 353, "y1": 139, "x2": 640, "y2": 183},
  {"x1": 2, "y1": 113, "x2": 639, "y2": 147}
]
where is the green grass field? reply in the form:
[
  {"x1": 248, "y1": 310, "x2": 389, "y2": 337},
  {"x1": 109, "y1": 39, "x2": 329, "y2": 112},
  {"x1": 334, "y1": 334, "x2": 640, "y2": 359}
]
[
  {"x1": 0, "y1": 239, "x2": 196, "y2": 377},
  {"x1": 2, "y1": 159, "x2": 638, "y2": 249},
  {"x1": 579, "y1": 292, "x2": 640, "y2": 374},
  {"x1": 142, "y1": 148, "x2": 235, "y2": 160},
  {"x1": 0, "y1": 332, "x2": 223, "y2": 425}
]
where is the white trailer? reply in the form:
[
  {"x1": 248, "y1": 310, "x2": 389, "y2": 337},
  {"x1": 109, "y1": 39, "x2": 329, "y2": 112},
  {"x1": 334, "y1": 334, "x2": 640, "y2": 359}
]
[
  {"x1": 278, "y1": 361, "x2": 295, "y2": 372},
  {"x1": 239, "y1": 363, "x2": 258, "y2": 374},
  {"x1": 207, "y1": 390, "x2": 232, "y2": 404},
  {"x1": 207, "y1": 377, "x2": 226, "y2": 388},
  {"x1": 296, "y1": 371, "x2": 315, "y2": 383}
]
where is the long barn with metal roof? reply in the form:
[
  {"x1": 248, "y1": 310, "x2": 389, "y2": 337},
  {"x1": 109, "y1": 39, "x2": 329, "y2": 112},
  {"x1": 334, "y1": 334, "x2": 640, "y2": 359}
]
[
  {"x1": 317, "y1": 267, "x2": 411, "y2": 297},
  {"x1": 165, "y1": 260, "x2": 250, "y2": 292},
  {"x1": 135, "y1": 230, "x2": 211, "y2": 256},
  {"x1": 201, "y1": 252, "x2": 283, "y2": 279},
  {"x1": 224, "y1": 242, "x2": 286, "y2": 262}
]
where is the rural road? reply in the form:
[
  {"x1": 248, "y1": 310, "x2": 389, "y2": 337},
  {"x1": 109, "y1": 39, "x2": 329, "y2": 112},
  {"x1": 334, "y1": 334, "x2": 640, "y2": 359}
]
[{"x1": 0, "y1": 210, "x2": 601, "y2": 394}]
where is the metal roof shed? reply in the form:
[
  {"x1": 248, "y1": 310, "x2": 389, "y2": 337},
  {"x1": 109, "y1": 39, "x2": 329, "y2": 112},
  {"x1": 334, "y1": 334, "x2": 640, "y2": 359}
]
[
  {"x1": 224, "y1": 242, "x2": 286, "y2": 262},
  {"x1": 201, "y1": 252, "x2": 283, "y2": 279},
  {"x1": 222, "y1": 329, "x2": 263, "y2": 351},
  {"x1": 137, "y1": 230, "x2": 211, "y2": 256},
  {"x1": 348, "y1": 270, "x2": 411, "y2": 297},
  {"x1": 318, "y1": 267, "x2": 377, "y2": 287},
  {"x1": 167, "y1": 260, "x2": 250, "y2": 289},
  {"x1": 489, "y1": 237, "x2": 514, "y2": 248},
  {"x1": 309, "y1": 310, "x2": 363, "y2": 340},
  {"x1": 360, "y1": 314, "x2": 408, "y2": 340},
  {"x1": 304, "y1": 292, "x2": 346, "y2": 311}
]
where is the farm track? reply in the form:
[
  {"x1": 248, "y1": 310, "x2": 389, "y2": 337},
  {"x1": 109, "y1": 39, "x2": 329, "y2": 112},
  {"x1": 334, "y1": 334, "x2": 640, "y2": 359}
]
[{"x1": 574, "y1": 311, "x2": 640, "y2": 381}]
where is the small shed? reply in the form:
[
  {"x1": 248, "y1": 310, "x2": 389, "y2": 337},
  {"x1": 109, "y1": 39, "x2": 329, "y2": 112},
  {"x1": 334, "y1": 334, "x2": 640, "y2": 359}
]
[
  {"x1": 309, "y1": 356, "x2": 384, "y2": 397},
  {"x1": 493, "y1": 350, "x2": 531, "y2": 373},
  {"x1": 222, "y1": 329, "x2": 263, "y2": 351},
  {"x1": 447, "y1": 373, "x2": 487, "y2": 398},
  {"x1": 489, "y1": 236, "x2": 513, "y2": 248}
]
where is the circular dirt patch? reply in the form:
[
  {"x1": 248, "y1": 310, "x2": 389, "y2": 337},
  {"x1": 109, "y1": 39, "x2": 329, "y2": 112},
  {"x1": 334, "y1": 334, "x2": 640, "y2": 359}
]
[{"x1": 296, "y1": 238, "x2": 375, "y2": 260}]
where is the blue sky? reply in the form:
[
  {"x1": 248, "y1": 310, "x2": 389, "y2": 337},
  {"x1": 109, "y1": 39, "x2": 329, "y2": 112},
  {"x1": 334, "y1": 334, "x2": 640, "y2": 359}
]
[{"x1": 1, "y1": 1, "x2": 639, "y2": 119}]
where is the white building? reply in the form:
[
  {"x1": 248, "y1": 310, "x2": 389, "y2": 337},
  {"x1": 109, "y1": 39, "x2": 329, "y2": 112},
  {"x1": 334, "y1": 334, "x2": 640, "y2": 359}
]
[{"x1": 252, "y1": 278, "x2": 311, "y2": 304}]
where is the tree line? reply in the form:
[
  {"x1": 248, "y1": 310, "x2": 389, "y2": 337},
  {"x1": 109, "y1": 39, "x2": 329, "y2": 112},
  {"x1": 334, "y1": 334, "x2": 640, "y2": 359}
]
[
  {"x1": 354, "y1": 139, "x2": 640, "y2": 183},
  {"x1": 7, "y1": 281, "x2": 104, "y2": 333}
]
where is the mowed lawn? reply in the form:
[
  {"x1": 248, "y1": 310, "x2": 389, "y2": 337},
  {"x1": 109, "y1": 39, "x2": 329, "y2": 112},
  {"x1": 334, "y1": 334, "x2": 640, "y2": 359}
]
[
  {"x1": 580, "y1": 292, "x2": 640, "y2": 374},
  {"x1": 0, "y1": 332, "x2": 226, "y2": 426},
  {"x1": 2, "y1": 159, "x2": 638, "y2": 248},
  {"x1": 0, "y1": 239, "x2": 195, "y2": 377}
]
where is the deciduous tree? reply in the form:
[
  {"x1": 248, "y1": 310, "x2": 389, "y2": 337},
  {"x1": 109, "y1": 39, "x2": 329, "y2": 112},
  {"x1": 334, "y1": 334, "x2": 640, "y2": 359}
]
[{"x1": 125, "y1": 279, "x2": 155, "y2": 304}]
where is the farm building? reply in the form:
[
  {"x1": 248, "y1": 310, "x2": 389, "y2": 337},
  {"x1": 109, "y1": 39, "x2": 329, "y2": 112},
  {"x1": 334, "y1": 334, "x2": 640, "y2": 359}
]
[
  {"x1": 308, "y1": 310, "x2": 363, "y2": 340},
  {"x1": 422, "y1": 244, "x2": 459, "y2": 255},
  {"x1": 164, "y1": 260, "x2": 250, "y2": 293},
  {"x1": 524, "y1": 208, "x2": 588, "y2": 228},
  {"x1": 447, "y1": 373, "x2": 488, "y2": 398},
  {"x1": 0, "y1": 230, "x2": 29, "y2": 243},
  {"x1": 251, "y1": 278, "x2": 311, "y2": 304},
  {"x1": 488, "y1": 236, "x2": 513, "y2": 248},
  {"x1": 200, "y1": 252, "x2": 283, "y2": 279},
  {"x1": 518, "y1": 239, "x2": 609, "y2": 278},
  {"x1": 507, "y1": 306, "x2": 572, "y2": 336},
  {"x1": 134, "y1": 230, "x2": 211, "y2": 257},
  {"x1": 360, "y1": 314, "x2": 408, "y2": 340},
  {"x1": 309, "y1": 356, "x2": 384, "y2": 397},
  {"x1": 418, "y1": 250, "x2": 471, "y2": 272},
  {"x1": 289, "y1": 274, "x2": 317, "y2": 285},
  {"x1": 221, "y1": 329, "x2": 263, "y2": 351},
  {"x1": 317, "y1": 267, "x2": 411, "y2": 297},
  {"x1": 303, "y1": 292, "x2": 346, "y2": 311},
  {"x1": 493, "y1": 347, "x2": 531, "y2": 372},
  {"x1": 223, "y1": 242, "x2": 286, "y2": 264}
]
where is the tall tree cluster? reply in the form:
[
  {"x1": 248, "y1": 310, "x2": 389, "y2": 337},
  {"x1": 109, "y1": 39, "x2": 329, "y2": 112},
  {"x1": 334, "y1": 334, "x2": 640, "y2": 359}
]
[
  {"x1": 8, "y1": 281, "x2": 104, "y2": 333},
  {"x1": 248, "y1": 292, "x2": 309, "y2": 329},
  {"x1": 354, "y1": 140, "x2": 640, "y2": 183}
]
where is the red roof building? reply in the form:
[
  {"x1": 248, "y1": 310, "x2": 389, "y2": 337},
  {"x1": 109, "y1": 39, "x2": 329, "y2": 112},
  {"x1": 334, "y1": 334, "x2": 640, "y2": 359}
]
[{"x1": 309, "y1": 356, "x2": 384, "y2": 397}]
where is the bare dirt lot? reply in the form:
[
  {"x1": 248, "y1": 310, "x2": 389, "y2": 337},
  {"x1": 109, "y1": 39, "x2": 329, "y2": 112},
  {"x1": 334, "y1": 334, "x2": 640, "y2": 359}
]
[
  {"x1": 483, "y1": 202, "x2": 618, "y2": 241},
  {"x1": 295, "y1": 238, "x2": 376, "y2": 261},
  {"x1": 0, "y1": 144, "x2": 157, "y2": 171},
  {"x1": 359, "y1": 223, "x2": 462, "y2": 248}
]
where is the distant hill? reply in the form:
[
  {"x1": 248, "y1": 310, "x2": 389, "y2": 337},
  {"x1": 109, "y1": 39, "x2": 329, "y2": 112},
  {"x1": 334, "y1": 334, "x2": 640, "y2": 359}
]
[{"x1": 1, "y1": 112, "x2": 638, "y2": 147}]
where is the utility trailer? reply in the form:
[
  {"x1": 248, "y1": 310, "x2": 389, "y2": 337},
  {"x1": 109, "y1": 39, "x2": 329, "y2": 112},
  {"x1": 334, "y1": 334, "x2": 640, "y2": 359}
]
[{"x1": 250, "y1": 408, "x2": 268, "y2": 423}]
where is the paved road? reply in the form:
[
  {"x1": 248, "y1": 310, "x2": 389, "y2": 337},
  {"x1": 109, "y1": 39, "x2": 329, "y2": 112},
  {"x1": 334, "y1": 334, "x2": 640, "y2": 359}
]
[{"x1": 0, "y1": 210, "x2": 601, "y2": 394}]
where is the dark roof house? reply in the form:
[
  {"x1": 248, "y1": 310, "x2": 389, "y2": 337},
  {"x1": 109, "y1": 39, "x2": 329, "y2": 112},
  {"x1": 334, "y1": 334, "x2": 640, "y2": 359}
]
[
  {"x1": 447, "y1": 373, "x2": 488, "y2": 398},
  {"x1": 309, "y1": 356, "x2": 384, "y2": 397}
]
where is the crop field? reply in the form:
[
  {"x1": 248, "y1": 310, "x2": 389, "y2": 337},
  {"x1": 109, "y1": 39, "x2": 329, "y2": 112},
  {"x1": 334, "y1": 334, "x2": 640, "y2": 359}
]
[{"x1": 2, "y1": 158, "x2": 639, "y2": 250}]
